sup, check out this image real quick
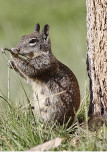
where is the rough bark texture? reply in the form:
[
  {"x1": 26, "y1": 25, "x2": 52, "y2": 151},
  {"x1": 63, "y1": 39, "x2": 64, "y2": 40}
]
[{"x1": 86, "y1": 0, "x2": 107, "y2": 116}]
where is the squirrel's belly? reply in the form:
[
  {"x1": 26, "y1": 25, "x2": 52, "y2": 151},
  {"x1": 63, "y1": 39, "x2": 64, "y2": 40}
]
[
  {"x1": 32, "y1": 81, "x2": 59, "y2": 122},
  {"x1": 33, "y1": 93, "x2": 59, "y2": 122}
]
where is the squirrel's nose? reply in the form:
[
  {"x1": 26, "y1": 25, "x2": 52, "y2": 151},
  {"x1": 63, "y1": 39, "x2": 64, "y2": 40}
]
[{"x1": 11, "y1": 48, "x2": 20, "y2": 54}]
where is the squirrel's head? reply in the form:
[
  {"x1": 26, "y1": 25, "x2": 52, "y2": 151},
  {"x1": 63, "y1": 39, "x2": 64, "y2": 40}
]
[{"x1": 12, "y1": 24, "x2": 51, "y2": 58}]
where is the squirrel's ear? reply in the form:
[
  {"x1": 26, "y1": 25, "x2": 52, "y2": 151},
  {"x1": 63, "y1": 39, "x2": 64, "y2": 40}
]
[
  {"x1": 34, "y1": 23, "x2": 40, "y2": 32},
  {"x1": 42, "y1": 24, "x2": 49, "y2": 39}
]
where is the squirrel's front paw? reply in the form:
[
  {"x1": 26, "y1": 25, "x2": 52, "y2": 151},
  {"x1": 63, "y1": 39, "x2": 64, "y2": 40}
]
[
  {"x1": 11, "y1": 48, "x2": 19, "y2": 58},
  {"x1": 8, "y1": 61, "x2": 14, "y2": 69}
]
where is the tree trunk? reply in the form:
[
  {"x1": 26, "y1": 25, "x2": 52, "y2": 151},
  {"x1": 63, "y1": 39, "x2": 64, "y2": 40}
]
[{"x1": 86, "y1": 0, "x2": 107, "y2": 117}]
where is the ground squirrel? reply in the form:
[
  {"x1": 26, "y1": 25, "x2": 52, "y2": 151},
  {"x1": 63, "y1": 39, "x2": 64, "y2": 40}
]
[{"x1": 3, "y1": 24, "x2": 80, "y2": 125}]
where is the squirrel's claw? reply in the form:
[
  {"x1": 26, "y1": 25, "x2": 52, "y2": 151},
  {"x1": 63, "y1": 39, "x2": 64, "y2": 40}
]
[
  {"x1": 2, "y1": 47, "x2": 19, "y2": 58},
  {"x1": 1, "y1": 47, "x2": 18, "y2": 55},
  {"x1": 1, "y1": 47, "x2": 5, "y2": 53},
  {"x1": 7, "y1": 61, "x2": 14, "y2": 69},
  {"x1": 2, "y1": 48, "x2": 12, "y2": 53}
]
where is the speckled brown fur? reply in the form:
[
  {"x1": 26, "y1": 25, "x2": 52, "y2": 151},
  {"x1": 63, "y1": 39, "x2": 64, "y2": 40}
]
[{"x1": 5, "y1": 24, "x2": 80, "y2": 125}]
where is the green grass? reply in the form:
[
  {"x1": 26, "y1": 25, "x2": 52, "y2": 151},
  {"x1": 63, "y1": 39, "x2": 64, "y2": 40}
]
[{"x1": 0, "y1": 91, "x2": 107, "y2": 151}]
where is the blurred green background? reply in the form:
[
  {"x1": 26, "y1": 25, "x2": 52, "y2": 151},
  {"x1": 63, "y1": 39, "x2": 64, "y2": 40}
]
[{"x1": 0, "y1": 0, "x2": 87, "y2": 104}]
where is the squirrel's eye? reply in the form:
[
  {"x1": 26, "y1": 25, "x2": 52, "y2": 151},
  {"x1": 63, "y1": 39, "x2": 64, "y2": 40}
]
[{"x1": 29, "y1": 38, "x2": 37, "y2": 44}]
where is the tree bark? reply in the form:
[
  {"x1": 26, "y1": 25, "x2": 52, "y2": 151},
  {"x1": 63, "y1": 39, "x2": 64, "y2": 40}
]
[{"x1": 86, "y1": 0, "x2": 107, "y2": 117}]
